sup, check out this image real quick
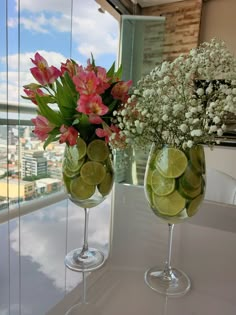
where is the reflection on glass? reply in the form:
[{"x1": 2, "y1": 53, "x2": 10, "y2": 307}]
[{"x1": 0, "y1": 125, "x2": 65, "y2": 212}]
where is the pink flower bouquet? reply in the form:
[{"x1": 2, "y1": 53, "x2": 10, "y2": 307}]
[{"x1": 23, "y1": 52, "x2": 132, "y2": 149}]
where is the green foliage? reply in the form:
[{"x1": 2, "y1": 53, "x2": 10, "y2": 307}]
[
  {"x1": 35, "y1": 94, "x2": 64, "y2": 126},
  {"x1": 23, "y1": 173, "x2": 49, "y2": 181}
]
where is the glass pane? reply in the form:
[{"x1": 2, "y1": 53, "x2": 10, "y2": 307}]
[
  {"x1": 120, "y1": 15, "x2": 166, "y2": 84},
  {"x1": 117, "y1": 15, "x2": 166, "y2": 185},
  {"x1": 1, "y1": 0, "x2": 119, "y2": 313}
]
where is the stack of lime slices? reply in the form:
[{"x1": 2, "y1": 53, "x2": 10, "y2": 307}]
[
  {"x1": 63, "y1": 139, "x2": 114, "y2": 201},
  {"x1": 145, "y1": 146, "x2": 205, "y2": 220}
]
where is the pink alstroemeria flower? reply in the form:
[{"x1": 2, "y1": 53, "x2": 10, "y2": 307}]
[
  {"x1": 95, "y1": 66, "x2": 110, "y2": 94},
  {"x1": 96, "y1": 123, "x2": 126, "y2": 147},
  {"x1": 30, "y1": 52, "x2": 61, "y2": 85},
  {"x1": 32, "y1": 115, "x2": 55, "y2": 141},
  {"x1": 95, "y1": 122, "x2": 115, "y2": 143},
  {"x1": 73, "y1": 70, "x2": 99, "y2": 95},
  {"x1": 111, "y1": 80, "x2": 132, "y2": 103},
  {"x1": 24, "y1": 88, "x2": 46, "y2": 105},
  {"x1": 96, "y1": 127, "x2": 111, "y2": 143},
  {"x1": 88, "y1": 114, "x2": 104, "y2": 124},
  {"x1": 61, "y1": 59, "x2": 80, "y2": 78},
  {"x1": 76, "y1": 94, "x2": 109, "y2": 116},
  {"x1": 59, "y1": 125, "x2": 78, "y2": 146}
]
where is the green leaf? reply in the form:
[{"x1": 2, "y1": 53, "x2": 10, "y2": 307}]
[
  {"x1": 23, "y1": 83, "x2": 42, "y2": 90},
  {"x1": 43, "y1": 133, "x2": 60, "y2": 150},
  {"x1": 55, "y1": 79, "x2": 77, "y2": 121},
  {"x1": 35, "y1": 94, "x2": 64, "y2": 126},
  {"x1": 108, "y1": 99, "x2": 119, "y2": 113},
  {"x1": 72, "y1": 118, "x2": 80, "y2": 125},
  {"x1": 115, "y1": 65, "x2": 122, "y2": 80},
  {"x1": 107, "y1": 62, "x2": 115, "y2": 78},
  {"x1": 21, "y1": 95, "x2": 33, "y2": 101},
  {"x1": 90, "y1": 53, "x2": 95, "y2": 67},
  {"x1": 62, "y1": 71, "x2": 77, "y2": 95}
]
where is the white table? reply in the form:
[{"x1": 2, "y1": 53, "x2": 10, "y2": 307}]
[
  {"x1": 49, "y1": 184, "x2": 236, "y2": 315},
  {"x1": 1, "y1": 183, "x2": 236, "y2": 314}
]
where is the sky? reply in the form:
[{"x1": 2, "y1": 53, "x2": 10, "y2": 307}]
[{"x1": 0, "y1": 0, "x2": 120, "y2": 104}]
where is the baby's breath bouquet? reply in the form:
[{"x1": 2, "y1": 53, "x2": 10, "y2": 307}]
[
  {"x1": 113, "y1": 40, "x2": 236, "y2": 293},
  {"x1": 115, "y1": 39, "x2": 236, "y2": 150}
]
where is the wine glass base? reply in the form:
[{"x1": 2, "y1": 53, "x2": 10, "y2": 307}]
[
  {"x1": 145, "y1": 266, "x2": 191, "y2": 296},
  {"x1": 65, "y1": 247, "x2": 105, "y2": 272}
]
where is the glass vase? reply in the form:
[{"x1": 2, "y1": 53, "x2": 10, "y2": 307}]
[
  {"x1": 63, "y1": 138, "x2": 114, "y2": 272},
  {"x1": 144, "y1": 143, "x2": 206, "y2": 296}
]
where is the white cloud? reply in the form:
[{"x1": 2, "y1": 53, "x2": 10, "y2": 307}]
[
  {"x1": 20, "y1": 15, "x2": 50, "y2": 33},
  {"x1": 1, "y1": 1, "x2": 119, "y2": 102},
  {"x1": 16, "y1": 0, "x2": 73, "y2": 14},
  {"x1": 10, "y1": 196, "x2": 111, "y2": 291},
  {"x1": 15, "y1": 0, "x2": 119, "y2": 58}
]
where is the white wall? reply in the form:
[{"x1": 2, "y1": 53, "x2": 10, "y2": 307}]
[
  {"x1": 200, "y1": 0, "x2": 236, "y2": 55},
  {"x1": 204, "y1": 145, "x2": 236, "y2": 179}
]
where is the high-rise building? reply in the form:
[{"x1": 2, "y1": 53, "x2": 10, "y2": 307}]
[{"x1": 22, "y1": 151, "x2": 48, "y2": 178}]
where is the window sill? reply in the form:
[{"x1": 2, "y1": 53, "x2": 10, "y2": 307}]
[{"x1": 0, "y1": 191, "x2": 67, "y2": 223}]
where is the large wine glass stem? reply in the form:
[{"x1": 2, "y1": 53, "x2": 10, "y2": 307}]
[
  {"x1": 80, "y1": 208, "x2": 89, "y2": 257},
  {"x1": 163, "y1": 223, "x2": 174, "y2": 278},
  {"x1": 145, "y1": 221, "x2": 190, "y2": 295}
]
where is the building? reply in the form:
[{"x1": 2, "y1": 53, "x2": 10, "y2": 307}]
[
  {"x1": 35, "y1": 178, "x2": 62, "y2": 194},
  {"x1": 21, "y1": 151, "x2": 48, "y2": 178},
  {"x1": 0, "y1": 178, "x2": 35, "y2": 201}
]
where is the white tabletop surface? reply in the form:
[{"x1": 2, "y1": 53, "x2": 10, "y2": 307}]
[{"x1": 1, "y1": 183, "x2": 236, "y2": 315}]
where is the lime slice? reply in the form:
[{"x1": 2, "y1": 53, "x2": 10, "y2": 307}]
[
  {"x1": 70, "y1": 176, "x2": 95, "y2": 200},
  {"x1": 77, "y1": 137, "x2": 87, "y2": 160},
  {"x1": 151, "y1": 169, "x2": 175, "y2": 196},
  {"x1": 155, "y1": 147, "x2": 188, "y2": 178},
  {"x1": 178, "y1": 179, "x2": 201, "y2": 199},
  {"x1": 152, "y1": 190, "x2": 186, "y2": 216},
  {"x1": 98, "y1": 172, "x2": 114, "y2": 196},
  {"x1": 64, "y1": 145, "x2": 79, "y2": 168},
  {"x1": 81, "y1": 161, "x2": 106, "y2": 185},
  {"x1": 180, "y1": 165, "x2": 202, "y2": 189},
  {"x1": 63, "y1": 157, "x2": 85, "y2": 177},
  {"x1": 189, "y1": 145, "x2": 205, "y2": 174},
  {"x1": 87, "y1": 139, "x2": 109, "y2": 162},
  {"x1": 186, "y1": 194, "x2": 204, "y2": 217}
]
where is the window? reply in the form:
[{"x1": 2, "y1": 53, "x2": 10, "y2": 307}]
[
  {"x1": 0, "y1": 1, "x2": 120, "y2": 313},
  {"x1": 0, "y1": 0, "x2": 120, "y2": 217}
]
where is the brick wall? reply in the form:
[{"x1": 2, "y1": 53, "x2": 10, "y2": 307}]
[{"x1": 142, "y1": 0, "x2": 202, "y2": 61}]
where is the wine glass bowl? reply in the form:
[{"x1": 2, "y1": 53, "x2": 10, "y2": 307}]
[{"x1": 144, "y1": 144, "x2": 205, "y2": 296}]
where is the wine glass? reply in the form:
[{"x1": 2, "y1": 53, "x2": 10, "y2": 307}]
[
  {"x1": 144, "y1": 143, "x2": 205, "y2": 296},
  {"x1": 63, "y1": 138, "x2": 114, "y2": 272}
]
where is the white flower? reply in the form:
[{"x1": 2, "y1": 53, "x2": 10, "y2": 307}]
[
  {"x1": 162, "y1": 114, "x2": 168, "y2": 121},
  {"x1": 191, "y1": 129, "x2": 202, "y2": 137},
  {"x1": 185, "y1": 112, "x2": 192, "y2": 119},
  {"x1": 196, "y1": 88, "x2": 204, "y2": 96},
  {"x1": 163, "y1": 76, "x2": 170, "y2": 84},
  {"x1": 115, "y1": 39, "x2": 236, "y2": 150},
  {"x1": 187, "y1": 140, "x2": 193, "y2": 148},
  {"x1": 179, "y1": 124, "x2": 188, "y2": 133},
  {"x1": 213, "y1": 116, "x2": 220, "y2": 124}
]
